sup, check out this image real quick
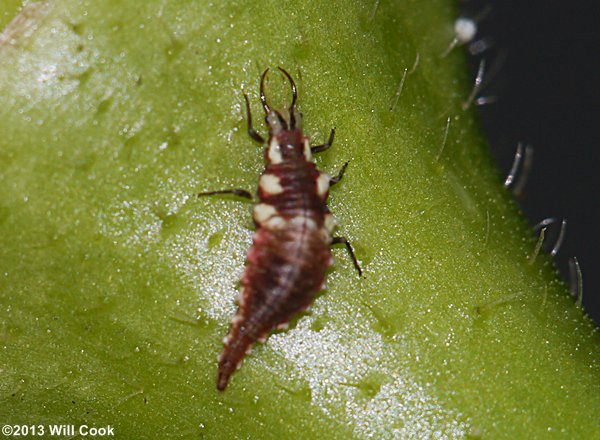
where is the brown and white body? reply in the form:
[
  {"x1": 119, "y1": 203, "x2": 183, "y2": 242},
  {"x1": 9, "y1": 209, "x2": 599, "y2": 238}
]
[{"x1": 198, "y1": 68, "x2": 361, "y2": 391}]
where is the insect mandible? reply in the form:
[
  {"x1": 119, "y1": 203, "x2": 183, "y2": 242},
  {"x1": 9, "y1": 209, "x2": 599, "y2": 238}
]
[{"x1": 197, "y1": 67, "x2": 362, "y2": 391}]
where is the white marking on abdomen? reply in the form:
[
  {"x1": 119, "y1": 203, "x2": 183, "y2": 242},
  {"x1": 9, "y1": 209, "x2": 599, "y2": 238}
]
[
  {"x1": 259, "y1": 174, "x2": 284, "y2": 195},
  {"x1": 316, "y1": 172, "x2": 330, "y2": 198},
  {"x1": 324, "y1": 213, "x2": 337, "y2": 233},
  {"x1": 253, "y1": 203, "x2": 278, "y2": 223},
  {"x1": 289, "y1": 215, "x2": 318, "y2": 230},
  {"x1": 263, "y1": 215, "x2": 287, "y2": 229},
  {"x1": 320, "y1": 213, "x2": 337, "y2": 241}
]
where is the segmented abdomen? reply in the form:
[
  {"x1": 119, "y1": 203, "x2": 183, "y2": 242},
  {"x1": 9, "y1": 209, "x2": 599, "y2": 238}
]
[{"x1": 217, "y1": 161, "x2": 333, "y2": 390}]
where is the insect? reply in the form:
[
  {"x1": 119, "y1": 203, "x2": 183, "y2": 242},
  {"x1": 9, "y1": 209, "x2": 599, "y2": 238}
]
[{"x1": 197, "y1": 67, "x2": 362, "y2": 391}]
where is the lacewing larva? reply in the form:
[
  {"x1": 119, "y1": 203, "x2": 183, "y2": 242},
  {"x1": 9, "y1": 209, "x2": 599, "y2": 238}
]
[{"x1": 198, "y1": 68, "x2": 361, "y2": 390}]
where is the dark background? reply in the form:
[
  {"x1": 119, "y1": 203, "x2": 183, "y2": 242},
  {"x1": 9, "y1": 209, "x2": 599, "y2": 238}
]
[{"x1": 460, "y1": 0, "x2": 599, "y2": 326}]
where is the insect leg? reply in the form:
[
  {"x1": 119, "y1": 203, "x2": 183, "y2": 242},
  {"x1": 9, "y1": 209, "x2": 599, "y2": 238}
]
[
  {"x1": 331, "y1": 236, "x2": 362, "y2": 277},
  {"x1": 244, "y1": 94, "x2": 265, "y2": 144},
  {"x1": 311, "y1": 128, "x2": 335, "y2": 153},
  {"x1": 197, "y1": 189, "x2": 253, "y2": 200},
  {"x1": 330, "y1": 161, "x2": 349, "y2": 186}
]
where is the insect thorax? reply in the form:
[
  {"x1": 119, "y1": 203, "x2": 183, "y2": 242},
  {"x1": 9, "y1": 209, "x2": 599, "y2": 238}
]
[{"x1": 265, "y1": 108, "x2": 312, "y2": 165}]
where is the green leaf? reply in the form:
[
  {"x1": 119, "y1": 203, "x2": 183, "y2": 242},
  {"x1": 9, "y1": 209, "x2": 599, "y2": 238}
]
[{"x1": 1, "y1": 1, "x2": 598, "y2": 438}]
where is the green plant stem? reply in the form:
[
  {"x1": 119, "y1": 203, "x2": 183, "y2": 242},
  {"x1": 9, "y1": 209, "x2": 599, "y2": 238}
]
[{"x1": 0, "y1": 1, "x2": 598, "y2": 438}]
